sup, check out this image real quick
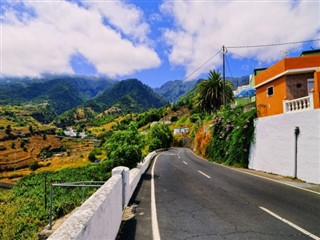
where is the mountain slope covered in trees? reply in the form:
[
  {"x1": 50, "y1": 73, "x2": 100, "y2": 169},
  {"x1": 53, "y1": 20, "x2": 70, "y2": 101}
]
[
  {"x1": 85, "y1": 79, "x2": 167, "y2": 113},
  {"x1": 54, "y1": 79, "x2": 167, "y2": 127},
  {"x1": 0, "y1": 76, "x2": 116, "y2": 122},
  {"x1": 154, "y1": 79, "x2": 199, "y2": 103}
]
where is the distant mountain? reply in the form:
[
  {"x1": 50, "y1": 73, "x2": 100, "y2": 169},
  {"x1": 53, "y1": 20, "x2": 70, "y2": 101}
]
[
  {"x1": 154, "y1": 79, "x2": 200, "y2": 103},
  {"x1": 226, "y1": 75, "x2": 250, "y2": 90},
  {"x1": 86, "y1": 79, "x2": 166, "y2": 112},
  {"x1": 0, "y1": 76, "x2": 116, "y2": 122},
  {"x1": 54, "y1": 79, "x2": 167, "y2": 127},
  {"x1": 154, "y1": 76, "x2": 249, "y2": 103}
]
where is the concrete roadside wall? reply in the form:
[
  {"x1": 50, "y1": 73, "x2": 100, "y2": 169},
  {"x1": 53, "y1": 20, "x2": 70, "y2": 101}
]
[
  {"x1": 249, "y1": 109, "x2": 320, "y2": 184},
  {"x1": 48, "y1": 174, "x2": 123, "y2": 240},
  {"x1": 48, "y1": 151, "x2": 156, "y2": 240}
]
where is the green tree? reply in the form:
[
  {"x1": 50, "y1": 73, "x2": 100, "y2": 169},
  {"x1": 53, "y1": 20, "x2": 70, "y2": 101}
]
[
  {"x1": 88, "y1": 150, "x2": 96, "y2": 162},
  {"x1": 193, "y1": 70, "x2": 234, "y2": 113},
  {"x1": 29, "y1": 161, "x2": 40, "y2": 171},
  {"x1": 29, "y1": 125, "x2": 34, "y2": 134},
  {"x1": 104, "y1": 123, "x2": 144, "y2": 168},
  {"x1": 147, "y1": 123, "x2": 173, "y2": 151},
  {"x1": 5, "y1": 125, "x2": 11, "y2": 135}
]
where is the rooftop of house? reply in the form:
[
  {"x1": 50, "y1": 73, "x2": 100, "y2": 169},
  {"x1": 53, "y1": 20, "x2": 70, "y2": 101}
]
[
  {"x1": 254, "y1": 52, "x2": 320, "y2": 87},
  {"x1": 300, "y1": 49, "x2": 320, "y2": 56}
]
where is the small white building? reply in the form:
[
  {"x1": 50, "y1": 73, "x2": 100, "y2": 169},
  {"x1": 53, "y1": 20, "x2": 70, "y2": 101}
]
[
  {"x1": 64, "y1": 128, "x2": 87, "y2": 138},
  {"x1": 173, "y1": 127, "x2": 189, "y2": 135}
]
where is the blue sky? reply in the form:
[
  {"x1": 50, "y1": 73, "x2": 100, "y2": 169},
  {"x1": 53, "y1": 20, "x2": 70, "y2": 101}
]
[{"x1": 1, "y1": 0, "x2": 319, "y2": 88}]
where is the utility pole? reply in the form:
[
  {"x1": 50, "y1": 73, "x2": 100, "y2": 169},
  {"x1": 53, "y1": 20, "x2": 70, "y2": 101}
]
[
  {"x1": 294, "y1": 126, "x2": 300, "y2": 179},
  {"x1": 222, "y1": 45, "x2": 226, "y2": 105}
]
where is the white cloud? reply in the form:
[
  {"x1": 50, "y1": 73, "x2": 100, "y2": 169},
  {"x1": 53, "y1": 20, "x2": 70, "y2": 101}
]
[
  {"x1": 161, "y1": 1, "x2": 320, "y2": 79},
  {"x1": 1, "y1": 0, "x2": 160, "y2": 78},
  {"x1": 83, "y1": 1, "x2": 150, "y2": 43}
]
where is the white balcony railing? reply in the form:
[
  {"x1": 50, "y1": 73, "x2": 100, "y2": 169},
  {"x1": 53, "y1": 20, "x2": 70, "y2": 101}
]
[{"x1": 283, "y1": 93, "x2": 314, "y2": 113}]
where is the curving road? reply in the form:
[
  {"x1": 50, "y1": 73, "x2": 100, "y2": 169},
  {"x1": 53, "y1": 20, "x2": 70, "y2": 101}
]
[{"x1": 117, "y1": 148, "x2": 320, "y2": 240}]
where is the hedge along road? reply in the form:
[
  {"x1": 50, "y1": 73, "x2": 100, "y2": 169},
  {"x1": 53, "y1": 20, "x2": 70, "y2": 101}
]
[{"x1": 117, "y1": 148, "x2": 320, "y2": 240}]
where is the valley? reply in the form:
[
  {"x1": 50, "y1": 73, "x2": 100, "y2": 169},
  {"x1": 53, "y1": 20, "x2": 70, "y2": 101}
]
[{"x1": 0, "y1": 73, "x2": 253, "y2": 239}]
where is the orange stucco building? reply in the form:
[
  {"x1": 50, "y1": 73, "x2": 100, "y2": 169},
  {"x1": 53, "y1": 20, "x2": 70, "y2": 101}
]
[{"x1": 255, "y1": 51, "x2": 320, "y2": 118}]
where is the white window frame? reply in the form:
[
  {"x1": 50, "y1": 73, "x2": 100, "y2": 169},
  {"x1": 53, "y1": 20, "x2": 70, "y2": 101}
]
[{"x1": 266, "y1": 85, "x2": 274, "y2": 97}]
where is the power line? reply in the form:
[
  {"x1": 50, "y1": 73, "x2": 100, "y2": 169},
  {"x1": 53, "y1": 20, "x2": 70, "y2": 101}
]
[
  {"x1": 183, "y1": 49, "x2": 222, "y2": 81},
  {"x1": 228, "y1": 50, "x2": 261, "y2": 63},
  {"x1": 182, "y1": 38, "x2": 319, "y2": 81},
  {"x1": 225, "y1": 54, "x2": 234, "y2": 80},
  {"x1": 226, "y1": 38, "x2": 320, "y2": 49}
]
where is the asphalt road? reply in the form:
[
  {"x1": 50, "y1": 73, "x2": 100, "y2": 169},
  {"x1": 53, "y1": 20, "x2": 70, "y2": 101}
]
[{"x1": 117, "y1": 148, "x2": 320, "y2": 240}]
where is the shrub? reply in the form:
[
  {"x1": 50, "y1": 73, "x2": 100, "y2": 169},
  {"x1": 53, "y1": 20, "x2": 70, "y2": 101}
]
[
  {"x1": 190, "y1": 114, "x2": 201, "y2": 123},
  {"x1": 29, "y1": 161, "x2": 40, "y2": 171},
  {"x1": 88, "y1": 151, "x2": 96, "y2": 162},
  {"x1": 176, "y1": 116, "x2": 188, "y2": 126},
  {"x1": 147, "y1": 123, "x2": 173, "y2": 151},
  {"x1": 8, "y1": 173, "x2": 24, "y2": 179},
  {"x1": 5, "y1": 125, "x2": 11, "y2": 135},
  {"x1": 206, "y1": 106, "x2": 256, "y2": 167},
  {"x1": 170, "y1": 115, "x2": 178, "y2": 122},
  {"x1": 104, "y1": 123, "x2": 144, "y2": 168}
]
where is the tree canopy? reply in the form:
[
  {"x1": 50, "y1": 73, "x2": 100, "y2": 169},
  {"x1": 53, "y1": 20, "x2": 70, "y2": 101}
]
[
  {"x1": 104, "y1": 123, "x2": 145, "y2": 169},
  {"x1": 193, "y1": 70, "x2": 234, "y2": 113},
  {"x1": 147, "y1": 123, "x2": 173, "y2": 151}
]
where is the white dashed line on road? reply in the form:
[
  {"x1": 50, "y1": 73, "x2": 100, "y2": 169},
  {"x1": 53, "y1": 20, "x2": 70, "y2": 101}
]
[
  {"x1": 198, "y1": 170, "x2": 211, "y2": 179},
  {"x1": 259, "y1": 207, "x2": 320, "y2": 240},
  {"x1": 183, "y1": 161, "x2": 188, "y2": 165}
]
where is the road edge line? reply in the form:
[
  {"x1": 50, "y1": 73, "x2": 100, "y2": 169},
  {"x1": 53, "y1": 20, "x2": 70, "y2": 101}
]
[
  {"x1": 187, "y1": 149, "x2": 320, "y2": 195},
  {"x1": 151, "y1": 155, "x2": 161, "y2": 240},
  {"x1": 259, "y1": 206, "x2": 320, "y2": 240}
]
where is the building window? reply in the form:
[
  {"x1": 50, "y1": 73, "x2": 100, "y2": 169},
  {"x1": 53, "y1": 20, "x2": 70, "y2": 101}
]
[
  {"x1": 267, "y1": 86, "x2": 274, "y2": 97},
  {"x1": 307, "y1": 78, "x2": 314, "y2": 93}
]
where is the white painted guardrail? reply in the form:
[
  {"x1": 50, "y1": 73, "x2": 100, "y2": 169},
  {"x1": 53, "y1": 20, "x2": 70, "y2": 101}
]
[{"x1": 48, "y1": 151, "x2": 157, "y2": 240}]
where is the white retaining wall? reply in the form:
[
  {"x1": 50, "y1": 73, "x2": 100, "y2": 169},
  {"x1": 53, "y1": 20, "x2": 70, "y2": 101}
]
[
  {"x1": 48, "y1": 151, "x2": 156, "y2": 240},
  {"x1": 249, "y1": 109, "x2": 320, "y2": 184}
]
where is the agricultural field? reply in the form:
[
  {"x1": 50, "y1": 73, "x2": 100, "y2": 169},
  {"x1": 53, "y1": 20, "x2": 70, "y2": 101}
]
[
  {"x1": 0, "y1": 105, "x2": 97, "y2": 185},
  {"x1": 0, "y1": 135, "x2": 95, "y2": 184}
]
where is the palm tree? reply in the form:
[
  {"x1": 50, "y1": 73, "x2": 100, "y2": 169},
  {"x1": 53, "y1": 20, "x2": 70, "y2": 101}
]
[{"x1": 193, "y1": 70, "x2": 234, "y2": 113}]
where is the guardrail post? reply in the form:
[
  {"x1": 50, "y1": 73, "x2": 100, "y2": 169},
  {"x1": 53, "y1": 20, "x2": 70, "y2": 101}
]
[
  {"x1": 112, "y1": 166, "x2": 129, "y2": 209},
  {"x1": 49, "y1": 183, "x2": 53, "y2": 230}
]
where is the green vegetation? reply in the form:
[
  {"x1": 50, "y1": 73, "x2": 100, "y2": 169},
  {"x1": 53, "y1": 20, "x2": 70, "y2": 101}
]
[
  {"x1": 0, "y1": 145, "x2": 6, "y2": 151},
  {"x1": 85, "y1": 79, "x2": 166, "y2": 113},
  {"x1": 29, "y1": 161, "x2": 40, "y2": 171},
  {"x1": 206, "y1": 106, "x2": 256, "y2": 167},
  {"x1": 88, "y1": 148, "x2": 102, "y2": 162},
  {"x1": 0, "y1": 76, "x2": 114, "y2": 123},
  {"x1": 38, "y1": 145, "x2": 66, "y2": 159},
  {"x1": 5, "y1": 125, "x2": 12, "y2": 135},
  {"x1": 54, "y1": 79, "x2": 166, "y2": 127},
  {"x1": 154, "y1": 79, "x2": 199, "y2": 103},
  {"x1": 193, "y1": 70, "x2": 234, "y2": 113},
  {"x1": 0, "y1": 163, "x2": 112, "y2": 240},
  {"x1": 104, "y1": 123, "x2": 145, "y2": 169},
  {"x1": 147, "y1": 123, "x2": 173, "y2": 151}
]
